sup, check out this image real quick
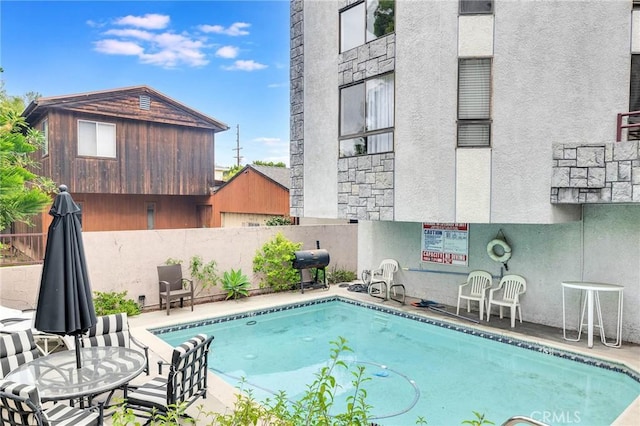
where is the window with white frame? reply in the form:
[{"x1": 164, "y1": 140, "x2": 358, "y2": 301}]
[
  {"x1": 340, "y1": 0, "x2": 395, "y2": 53},
  {"x1": 458, "y1": 58, "x2": 492, "y2": 147},
  {"x1": 460, "y1": 0, "x2": 493, "y2": 14},
  {"x1": 77, "y1": 120, "x2": 116, "y2": 158},
  {"x1": 41, "y1": 119, "x2": 49, "y2": 156},
  {"x1": 340, "y1": 73, "x2": 394, "y2": 157}
]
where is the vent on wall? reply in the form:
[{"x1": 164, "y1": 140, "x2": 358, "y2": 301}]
[{"x1": 139, "y1": 95, "x2": 151, "y2": 110}]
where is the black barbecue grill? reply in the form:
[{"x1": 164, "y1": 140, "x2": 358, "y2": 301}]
[{"x1": 292, "y1": 248, "x2": 330, "y2": 293}]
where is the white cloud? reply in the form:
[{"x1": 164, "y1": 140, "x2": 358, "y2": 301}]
[
  {"x1": 267, "y1": 82, "x2": 288, "y2": 88},
  {"x1": 215, "y1": 46, "x2": 239, "y2": 59},
  {"x1": 115, "y1": 13, "x2": 170, "y2": 30},
  {"x1": 199, "y1": 22, "x2": 250, "y2": 36},
  {"x1": 94, "y1": 39, "x2": 144, "y2": 56},
  {"x1": 223, "y1": 60, "x2": 267, "y2": 71},
  {"x1": 103, "y1": 28, "x2": 155, "y2": 41}
]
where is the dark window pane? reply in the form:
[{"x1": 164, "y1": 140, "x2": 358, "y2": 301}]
[
  {"x1": 341, "y1": 83, "x2": 365, "y2": 136},
  {"x1": 458, "y1": 122, "x2": 491, "y2": 147},
  {"x1": 630, "y1": 55, "x2": 640, "y2": 113},
  {"x1": 460, "y1": 0, "x2": 493, "y2": 14}
]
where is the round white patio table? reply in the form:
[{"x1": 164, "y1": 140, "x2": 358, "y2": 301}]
[
  {"x1": 561, "y1": 281, "x2": 624, "y2": 348},
  {"x1": 5, "y1": 346, "x2": 146, "y2": 403}
]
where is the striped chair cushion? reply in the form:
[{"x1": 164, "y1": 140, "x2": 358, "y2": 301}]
[
  {"x1": 81, "y1": 313, "x2": 130, "y2": 348},
  {"x1": 0, "y1": 380, "x2": 40, "y2": 425},
  {"x1": 0, "y1": 330, "x2": 40, "y2": 378},
  {"x1": 0, "y1": 380, "x2": 99, "y2": 426},
  {"x1": 126, "y1": 377, "x2": 169, "y2": 411}
]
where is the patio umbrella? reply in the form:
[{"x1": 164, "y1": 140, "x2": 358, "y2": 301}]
[{"x1": 35, "y1": 185, "x2": 96, "y2": 368}]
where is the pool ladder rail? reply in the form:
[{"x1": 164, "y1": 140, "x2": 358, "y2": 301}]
[{"x1": 501, "y1": 415, "x2": 549, "y2": 426}]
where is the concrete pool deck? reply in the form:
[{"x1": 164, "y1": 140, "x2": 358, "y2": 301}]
[{"x1": 126, "y1": 285, "x2": 640, "y2": 425}]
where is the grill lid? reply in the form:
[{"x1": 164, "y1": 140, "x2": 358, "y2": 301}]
[{"x1": 292, "y1": 249, "x2": 330, "y2": 269}]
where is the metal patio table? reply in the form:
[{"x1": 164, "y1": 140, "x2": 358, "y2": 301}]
[{"x1": 5, "y1": 346, "x2": 146, "y2": 403}]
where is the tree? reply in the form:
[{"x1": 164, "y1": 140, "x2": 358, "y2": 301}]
[
  {"x1": 222, "y1": 161, "x2": 287, "y2": 181},
  {"x1": 0, "y1": 71, "x2": 54, "y2": 230},
  {"x1": 374, "y1": 0, "x2": 395, "y2": 38},
  {"x1": 252, "y1": 160, "x2": 286, "y2": 168}
]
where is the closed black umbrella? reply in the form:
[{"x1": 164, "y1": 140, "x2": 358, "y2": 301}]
[{"x1": 35, "y1": 185, "x2": 96, "y2": 368}]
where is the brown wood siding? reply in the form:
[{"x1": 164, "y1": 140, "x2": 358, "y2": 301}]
[
  {"x1": 66, "y1": 193, "x2": 211, "y2": 231},
  {"x1": 213, "y1": 169, "x2": 289, "y2": 227},
  {"x1": 51, "y1": 91, "x2": 217, "y2": 129},
  {"x1": 42, "y1": 110, "x2": 215, "y2": 196}
]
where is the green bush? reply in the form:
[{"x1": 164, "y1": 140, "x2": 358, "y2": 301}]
[
  {"x1": 327, "y1": 266, "x2": 357, "y2": 284},
  {"x1": 165, "y1": 256, "x2": 220, "y2": 296},
  {"x1": 221, "y1": 268, "x2": 251, "y2": 300},
  {"x1": 93, "y1": 291, "x2": 141, "y2": 317},
  {"x1": 253, "y1": 232, "x2": 302, "y2": 292},
  {"x1": 265, "y1": 216, "x2": 293, "y2": 226}
]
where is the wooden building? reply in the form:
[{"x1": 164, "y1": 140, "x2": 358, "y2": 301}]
[
  {"x1": 212, "y1": 165, "x2": 291, "y2": 227},
  {"x1": 21, "y1": 86, "x2": 228, "y2": 232}
]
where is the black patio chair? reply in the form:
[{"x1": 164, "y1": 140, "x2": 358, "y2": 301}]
[
  {"x1": 0, "y1": 380, "x2": 102, "y2": 425},
  {"x1": 126, "y1": 334, "x2": 214, "y2": 421}
]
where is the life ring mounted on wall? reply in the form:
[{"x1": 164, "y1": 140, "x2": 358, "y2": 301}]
[{"x1": 487, "y1": 238, "x2": 512, "y2": 263}]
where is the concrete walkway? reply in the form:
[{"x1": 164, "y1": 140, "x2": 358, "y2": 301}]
[{"x1": 123, "y1": 285, "x2": 640, "y2": 425}]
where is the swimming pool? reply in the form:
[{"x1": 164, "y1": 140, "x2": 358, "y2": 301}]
[{"x1": 151, "y1": 297, "x2": 640, "y2": 425}]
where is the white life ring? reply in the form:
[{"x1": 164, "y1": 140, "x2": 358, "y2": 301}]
[{"x1": 487, "y1": 239, "x2": 512, "y2": 263}]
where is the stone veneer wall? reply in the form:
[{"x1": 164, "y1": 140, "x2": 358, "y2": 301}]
[
  {"x1": 551, "y1": 141, "x2": 640, "y2": 203},
  {"x1": 290, "y1": 0, "x2": 304, "y2": 218},
  {"x1": 337, "y1": 11, "x2": 396, "y2": 220}
]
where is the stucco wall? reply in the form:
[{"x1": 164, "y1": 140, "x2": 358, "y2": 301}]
[
  {"x1": 357, "y1": 205, "x2": 640, "y2": 343},
  {"x1": 302, "y1": 0, "x2": 340, "y2": 218},
  {"x1": 300, "y1": 0, "x2": 630, "y2": 224},
  {"x1": 0, "y1": 225, "x2": 357, "y2": 311}
]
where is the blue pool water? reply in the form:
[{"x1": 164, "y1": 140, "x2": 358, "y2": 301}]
[{"x1": 152, "y1": 297, "x2": 640, "y2": 425}]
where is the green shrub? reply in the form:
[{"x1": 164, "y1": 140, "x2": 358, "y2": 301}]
[
  {"x1": 327, "y1": 265, "x2": 357, "y2": 284},
  {"x1": 253, "y1": 232, "x2": 302, "y2": 292},
  {"x1": 93, "y1": 291, "x2": 141, "y2": 317},
  {"x1": 221, "y1": 268, "x2": 251, "y2": 300},
  {"x1": 265, "y1": 216, "x2": 293, "y2": 226},
  {"x1": 165, "y1": 256, "x2": 220, "y2": 296}
]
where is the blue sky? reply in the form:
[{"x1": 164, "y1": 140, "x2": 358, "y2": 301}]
[{"x1": 0, "y1": 0, "x2": 290, "y2": 167}]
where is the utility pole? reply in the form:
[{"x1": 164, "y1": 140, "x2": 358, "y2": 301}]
[{"x1": 232, "y1": 124, "x2": 243, "y2": 166}]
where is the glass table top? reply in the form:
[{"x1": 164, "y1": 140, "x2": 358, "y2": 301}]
[{"x1": 5, "y1": 346, "x2": 146, "y2": 401}]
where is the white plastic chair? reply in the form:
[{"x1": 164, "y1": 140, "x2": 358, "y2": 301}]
[
  {"x1": 368, "y1": 259, "x2": 399, "y2": 300},
  {"x1": 456, "y1": 270, "x2": 493, "y2": 320},
  {"x1": 487, "y1": 274, "x2": 527, "y2": 328}
]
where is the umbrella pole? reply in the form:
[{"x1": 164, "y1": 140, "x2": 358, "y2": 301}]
[{"x1": 75, "y1": 335, "x2": 81, "y2": 369}]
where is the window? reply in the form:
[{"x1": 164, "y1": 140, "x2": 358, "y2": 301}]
[
  {"x1": 340, "y1": 0, "x2": 395, "y2": 52},
  {"x1": 458, "y1": 58, "x2": 492, "y2": 147},
  {"x1": 460, "y1": 0, "x2": 493, "y2": 14},
  {"x1": 41, "y1": 119, "x2": 48, "y2": 156},
  {"x1": 78, "y1": 120, "x2": 116, "y2": 158},
  {"x1": 146, "y1": 203, "x2": 155, "y2": 230},
  {"x1": 340, "y1": 73, "x2": 394, "y2": 157},
  {"x1": 630, "y1": 55, "x2": 640, "y2": 113}
]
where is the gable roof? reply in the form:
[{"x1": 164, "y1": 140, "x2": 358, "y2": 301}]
[
  {"x1": 22, "y1": 85, "x2": 229, "y2": 132},
  {"x1": 216, "y1": 164, "x2": 290, "y2": 192}
]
